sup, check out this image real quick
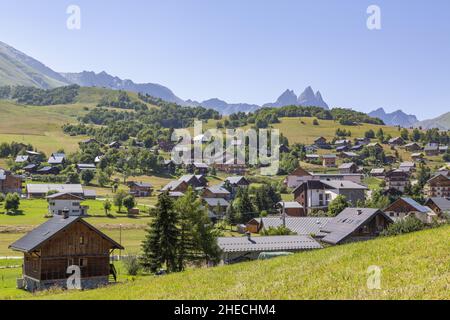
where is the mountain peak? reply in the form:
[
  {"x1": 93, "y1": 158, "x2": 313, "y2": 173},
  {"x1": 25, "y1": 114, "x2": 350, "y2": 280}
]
[{"x1": 368, "y1": 108, "x2": 418, "y2": 127}]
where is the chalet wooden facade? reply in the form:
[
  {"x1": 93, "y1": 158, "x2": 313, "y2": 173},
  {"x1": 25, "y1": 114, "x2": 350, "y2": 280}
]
[
  {"x1": 425, "y1": 174, "x2": 450, "y2": 198},
  {"x1": 0, "y1": 168, "x2": 22, "y2": 194},
  {"x1": 385, "y1": 169, "x2": 410, "y2": 193},
  {"x1": 9, "y1": 216, "x2": 123, "y2": 292},
  {"x1": 127, "y1": 181, "x2": 153, "y2": 197}
]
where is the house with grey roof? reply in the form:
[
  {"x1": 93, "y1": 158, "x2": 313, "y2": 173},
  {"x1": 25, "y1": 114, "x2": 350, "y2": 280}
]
[
  {"x1": 293, "y1": 180, "x2": 368, "y2": 213},
  {"x1": 202, "y1": 198, "x2": 230, "y2": 220},
  {"x1": 15, "y1": 155, "x2": 29, "y2": 163},
  {"x1": 384, "y1": 197, "x2": 437, "y2": 223},
  {"x1": 26, "y1": 184, "x2": 84, "y2": 199},
  {"x1": 9, "y1": 216, "x2": 123, "y2": 291},
  {"x1": 425, "y1": 197, "x2": 450, "y2": 217},
  {"x1": 399, "y1": 162, "x2": 416, "y2": 172},
  {"x1": 320, "y1": 208, "x2": 393, "y2": 245},
  {"x1": 339, "y1": 162, "x2": 358, "y2": 174},
  {"x1": 276, "y1": 201, "x2": 305, "y2": 217},
  {"x1": 218, "y1": 234, "x2": 322, "y2": 264},
  {"x1": 246, "y1": 217, "x2": 332, "y2": 237},
  {"x1": 47, "y1": 153, "x2": 66, "y2": 165}
]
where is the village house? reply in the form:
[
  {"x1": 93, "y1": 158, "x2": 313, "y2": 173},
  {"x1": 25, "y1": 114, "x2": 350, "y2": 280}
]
[
  {"x1": 187, "y1": 162, "x2": 209, "y2": 175},
  {"x1": 217, "y1": 234, "x2": 322, "y2": 264},
  {"x1": 293, "y1": 180, "x2": 367, "y2": 213},
  {"x1": 23, "y1": 164, "x2": 38, "y2": 174},
  {"x1": 384, "y1": 197, "x2": 436, "y2": 224},
  {"x1": 385, "y1": 169, "x2": 410, "y2": 193},
  {"x1": 48, "y1": 153, "x2": 66, "y2": 166},
  {"x1": 339, "y1": 151, "x2": 359, "y2": 160},
  {"x1": 202, "y1": 186, "x2": 231, "y2": 200},
  {"x1": 320, "y1": 208, "x2": 393, "y2": 245},
  {"x1": 26, "y1": 184, "x2": 85, "y2": 199},
  {"x1": 220, "y1": 176, "x2": 249, "y2": 198},
  {"x1": 246, "y1": 217, "x2": 332, "y2": 236},
  {"x1": 370, "y1": 168, "x2": 385, "y2": 178},
  {"x1": 0, "y1": 168, "x2": 22, "y2": 194},
  {"x1": 384, "y1": 155, "x2": 397, "y2": 164},
  {"x1": 179, "y1": 174, "x2": 207, "y2": 188},
  {"x1": 36, "y1": 166, "x2": 61, "y2": 175},
  {"x1": 127, "y1": 181, "x2": 153, "y2": 197},
  {"x1": 276, "y1": 201, "x2": 305, "y2": 217},
  {"x1": 404, "y1": 142, "x2": 422, "y2": 152},
  {"x1": 76, "y1": 163, "x2": 96, "y2": 173},
  {"x1": 424, "y1": 197, "x2": 450, "y2": 216},
  {"x1": 321, "y1": 154, "x2": 337, "y2": 168},
  {"x1": 399, "y1": 161, "x2": 416, "y2": 173},
  {"x1": 285, "y1": 166, "x2": 364, "y2": 189},
  {"x1": 355, "y1": 137, "x2": 370, "y2": 146},
  {"x1": 305, "y1": 154, "x2": 320, "y2": 163},
  {"x1": 314, "y1": 136, "x2": 329, "y2": 149},
  {"x1": 336, "y1": 145, "x2": 349, "y2": 153},
  {"x1": 411, "y1": 153, "x2": 425, "y2": 162},
  {"x1": 350, "y1": 144, "x2": 364, "y2": 152},
  {"x1": 424, "y1": 174, "x2": 450, "y2": 198},
  {"x1": 161, "y1": 180, "x2": 190, "y2": 193},
  {"x1": 47, "y1": 192, "x2": 89, "y2": 216},
  {"x1": 335, "y1": 139, "x2": 351, "y2": 147},
  {"x1": 439, "y1": 145, "x2": 448, "y2": 154},
  {"x1": 367, "y1": 142, "x2": 384, "y2": 150},
  {"x1": 424, "y1": 143, "x2": 440, "y2": 156},
  {"x1": 202, "y1": 197, "x2": 230, "y2": 221},
  {"x1": 15, "y1": 155, "x2": 30, "y2": 164},
  {"x1": 338, "y1": 162, "x2": 358, "y2": 174},
  {"x1": 9, "y1": 215, "x2": 123, "y2": 292},
  {"x1": 388, "y1": 137, "x2": 405, "y2": 146}
]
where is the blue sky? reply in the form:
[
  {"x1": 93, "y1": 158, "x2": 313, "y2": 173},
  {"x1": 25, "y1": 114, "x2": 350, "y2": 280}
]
[{"x1": 1, "y1": 0, "x2": 449, "y2": 119}]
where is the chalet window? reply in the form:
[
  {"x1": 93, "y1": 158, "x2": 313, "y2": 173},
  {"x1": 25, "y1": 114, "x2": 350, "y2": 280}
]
[
  {"x1": 72, "y1": 202, "x2": 80, "y2": 206},
  {"x1": 79, "y1": 258, "x2": 88, "y2": 267},
  {"x1": 67, "y1": 258, "x2": 75, "y2": 266},
  {"x1": 80, "y1": 236, "x2": 85, "y2": 245}
]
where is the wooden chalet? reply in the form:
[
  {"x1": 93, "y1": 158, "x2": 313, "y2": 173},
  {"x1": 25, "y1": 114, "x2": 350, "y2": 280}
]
[
  {"x1": 0, "y1": 168, "x2": 22, "y2": 194},
  {"x1": 9, "y1": 215, "x2": 123, "y2": 292},
  {"x1": 127, "y1": 181, "x2": 153, "y2": 197},
  {"x1": 424, "y1": 174, "x2": 450, "y2": 198},
  {"x1": 384, "y1": 197, "x2": 436, "y2": 224}
]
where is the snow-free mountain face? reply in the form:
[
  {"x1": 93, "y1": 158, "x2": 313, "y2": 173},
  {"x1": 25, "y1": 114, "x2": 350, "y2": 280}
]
[
  {"x1": 0, "y1": 41, "x2": 69, "y2": 89},
  {"x1": 414, "y1": 112, "x2": 450, "y2": 130},
  {"x1": 61, "y1": 71, "x2": 186, "y2": 105},
  {"x1": 263, "y1": 86, "x2": 329, "y2": 109},
  {"x1": 368, "y1": 108, "x2": 419, "y2": 127}
]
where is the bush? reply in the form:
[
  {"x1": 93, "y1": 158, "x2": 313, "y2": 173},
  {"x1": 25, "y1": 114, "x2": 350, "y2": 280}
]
[
  {"x1": 122, "y1": 255, "x2": 141, "y2": 276},
  {"x1": 4, "y1": 193, "x2": 20, "y2": 213},
  {"x1": 381, "y1": 216, "x2": 425, "y2": 236}
]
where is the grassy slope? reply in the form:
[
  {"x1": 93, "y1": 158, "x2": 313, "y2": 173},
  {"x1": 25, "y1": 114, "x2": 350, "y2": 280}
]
[
  {"x1": 27, "y1": 225, "x2": 450, "y2": 300},
  {"x1": 0, "y1": 87, "x2": 157, "y2": 155}
]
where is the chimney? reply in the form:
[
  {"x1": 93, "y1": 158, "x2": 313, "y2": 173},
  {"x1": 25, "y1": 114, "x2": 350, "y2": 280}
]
[
  {"x1": 357, "y1": 209, "x2": 363, "y2": 215},
  {"x1": 62, "y1": 207, "x2": 70, "y2": 219}
]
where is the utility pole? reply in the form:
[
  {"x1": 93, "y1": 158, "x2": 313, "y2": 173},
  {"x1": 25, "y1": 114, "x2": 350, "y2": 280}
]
[{"x1": 281, "y1": 201, "x2": 286, "y2": 228}]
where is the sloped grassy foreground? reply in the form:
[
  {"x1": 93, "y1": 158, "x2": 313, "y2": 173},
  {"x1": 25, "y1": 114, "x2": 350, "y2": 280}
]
[{"x1": 36, "y1": 226, "x2": 449, "y2": 300}]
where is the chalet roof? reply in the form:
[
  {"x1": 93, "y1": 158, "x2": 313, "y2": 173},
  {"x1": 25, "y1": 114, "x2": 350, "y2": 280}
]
[
  {"x1": 48, "y1": 153, "x2": 66, "y2": 164},
  {"x1": 320, "y1": 180, "x2": 368, "y2": 190},
  {"x1": 314, "y1": 137, "x2": 327, "y2": 142},
  {"x1": 305, "y1": 154, "x2": 320, "y2": 158},
  {"x1": 336, "y1": 146, "x2": 348, "y2": 152},
  {"x1": 424, "y1": 143, "x2": 439, "y2": 151},
  {"x1": 405, "y1": 142, "x2": 420, "y2": 147},
  {"x1": 411, "y1": 153, "x2": 424, "y2": 157},
  {"x1": 217, "y1": 235, "x2": 322, "y2": 253},
  {"x1": 400, "y1": 162, "x2": 415, "y2": 168},
  {"x1": 205, "y1": 186, "x2": 230, "y2": 195},
  {"x1": 23, "y1": 164, "x2": 37, "y2": 170},
  {"x1": 193, "y1": 162, "x2": 209, "y2": 168},
  {"x1": 367, "y1": 142, "x2": 382, "y2": 148},
  {"x1": 289, "y1": 166, "x2": 312, "y2": 177},
  {"x1": 128, "y1": 181, "x2": 152, "y2": 188},
  {"x1": 168, "y1": 191, "x2": 185, "y2": 197},
  {"x1": 15, "y1": 155, "x2": 29, "y2": 163},
  {"x1": 339, "y1": 162, "x2": 356, "y2": 169},
  {"x1": 46, "y1": 192, "x2": 85, "y2": 200},
  {"x1": 277, "y1": 201, "x2": 303, "y2": 209},
  {"x1": 370, "y1": 168, "x2": 385, "y2": 174},
  {"x1": 342, "y1": 152, "x2": 359, "y2": 157},
  {"x1": 321, "y1": 208, "x2": 393, "y2": 245},
  {"x1": 386, "y1": 197, "x2": 432, "y2": 214},
  {"x1": 224, "y1": 176, "x2": 249, "y2": 185},
  {"x1": 26, "y1": 150, "x2": 40, "y2": 156},
  {"x1": 426, "y1": 197, "x2": 450, "y2": 212},
  {"x1": 77, "y1": 163, "x2": 96, "y2": 170},
  {"x1": 292, "y1": 180, "x2": 324, "y2": 193},
  {"x1": 203, "y1": 198, "x2": 230, "y2": 207},
  {"x1": 388, "y1": 137, "x2": 403, "y2": 143},
  {"x1": 427, "y1": 173, "x2": 450, "y2": 184},
  {"x1": 9, "y1": 216, "x2": 124, "y2": 253},
  {"x1": 322, "y1": 154, "x2": 337, "y2": 159},
  {"x1": 162, "y1": 180, "x2": 186, "y2": 191},
  {"x1": 252, "y1": 217, "x2": 332, "y2": 236},
  {"x1": 83, "y1": 189, "x2": 96, "y2": 198},
  {"x1": 26, "y1": 184, "x2": 83, "y2": 194}
]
